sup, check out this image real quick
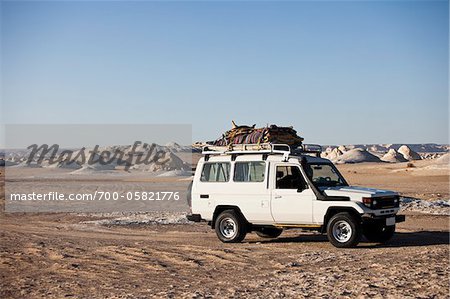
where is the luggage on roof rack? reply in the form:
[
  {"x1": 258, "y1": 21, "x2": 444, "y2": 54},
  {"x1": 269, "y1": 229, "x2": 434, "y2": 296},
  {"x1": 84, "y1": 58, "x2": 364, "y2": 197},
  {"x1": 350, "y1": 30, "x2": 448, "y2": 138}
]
[{"x1": 213, "y1": 122, "x2": 304, "y2": 147}]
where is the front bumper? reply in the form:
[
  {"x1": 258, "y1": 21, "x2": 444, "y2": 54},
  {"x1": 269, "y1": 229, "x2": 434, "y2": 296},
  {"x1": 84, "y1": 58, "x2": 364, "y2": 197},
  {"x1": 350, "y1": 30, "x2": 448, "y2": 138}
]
[{"x1": 362, "y1": 213, "x2": 406, "y2": 224}]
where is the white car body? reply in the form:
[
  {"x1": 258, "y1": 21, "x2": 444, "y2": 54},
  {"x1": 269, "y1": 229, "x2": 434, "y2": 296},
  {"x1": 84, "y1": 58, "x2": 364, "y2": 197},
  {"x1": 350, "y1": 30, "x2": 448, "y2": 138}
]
[
  {"x1": 191, "y1": 154, "x2": 401, "y2": 228},
  {"x1": 187, "y1": 143, "x2": 405, "y2": 247}
]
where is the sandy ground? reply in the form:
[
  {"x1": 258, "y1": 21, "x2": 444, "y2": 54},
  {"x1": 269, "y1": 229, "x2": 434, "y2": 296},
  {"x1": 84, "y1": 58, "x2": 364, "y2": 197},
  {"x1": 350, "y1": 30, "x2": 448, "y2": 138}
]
[
  {"x1": 4, "y1": 168, "x2": 190, "y2": 213},
  {"x1": 0, "y1": 161, "x2": 449, "y2": 298}
]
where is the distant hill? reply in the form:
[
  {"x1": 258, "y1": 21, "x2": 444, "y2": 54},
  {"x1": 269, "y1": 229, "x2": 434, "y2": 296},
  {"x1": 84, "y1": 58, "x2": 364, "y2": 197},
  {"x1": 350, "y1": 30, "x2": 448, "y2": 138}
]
[
  {"x1": 321, "y1": 143, "x2": 448, "y2": 163},
  {"x1": 322, "y1": 144, "x2": 449, "y2": 153}
]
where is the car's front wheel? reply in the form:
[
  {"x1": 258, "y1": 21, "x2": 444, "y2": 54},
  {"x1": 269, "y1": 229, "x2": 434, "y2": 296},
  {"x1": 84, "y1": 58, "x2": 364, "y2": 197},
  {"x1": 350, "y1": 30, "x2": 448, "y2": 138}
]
[
  {"x1": 215, "y1": 210, "x2": 247, "y2": 243},
  {"x1": 326, "y1": 212, "x2": 362, "y2": 248}
]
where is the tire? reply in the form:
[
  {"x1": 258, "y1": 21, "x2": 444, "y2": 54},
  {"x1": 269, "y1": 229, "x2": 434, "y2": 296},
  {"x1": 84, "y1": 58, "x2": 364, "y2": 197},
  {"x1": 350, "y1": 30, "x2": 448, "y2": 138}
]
[
  {"x1": 364, "y1": 224, "x2": 395, "y2": 243},
  {"x1": 326, "y1": 212, "x2": 362, "y2": 248},
  {"x1": 215, "y1": 210, "x2": 247, "y2": 243},
  {"x1": 255, "y1": 227, "x2": 283, "y2": 238}
]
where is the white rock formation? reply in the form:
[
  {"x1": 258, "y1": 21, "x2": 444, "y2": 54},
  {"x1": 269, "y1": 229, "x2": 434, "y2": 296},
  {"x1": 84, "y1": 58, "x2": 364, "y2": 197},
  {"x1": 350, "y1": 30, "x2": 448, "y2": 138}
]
[
  {"x1": 398, "y1": 145, "x2": 421, "y2": 161},
  {"x1": 324, "y1": 148, "x2": 344, "y2": 160},
  {"x1": 381, "y1": 149, "x2": 408, "y2": 163},
  {"x1": 333, "y1": 148, "x2": 381, "y2": 164},
  {"x1": 338, "y1": 145, "x2": 348, "y2": 152}
]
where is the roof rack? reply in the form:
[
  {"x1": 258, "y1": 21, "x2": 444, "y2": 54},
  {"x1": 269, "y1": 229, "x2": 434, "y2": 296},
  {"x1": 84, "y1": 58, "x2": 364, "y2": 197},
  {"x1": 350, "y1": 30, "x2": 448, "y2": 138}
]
[
  {"x1": 293, "y1": 144, "x2": 323, "y2": 157},
  {"x1": 202, "y1": 143, "x2": 322, "y2": 158},
  {"x1": 202, "y1": 143, "x2": 290, "y2": 155}
]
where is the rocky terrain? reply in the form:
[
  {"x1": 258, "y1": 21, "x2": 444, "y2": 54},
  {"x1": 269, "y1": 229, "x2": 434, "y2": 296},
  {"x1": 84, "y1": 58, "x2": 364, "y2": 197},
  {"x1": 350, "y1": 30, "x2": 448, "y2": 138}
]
[
  {"x1": 2, "y1": 143, "x2": 448, "y2": 170},
  {"x1": 323, "y1": 143, "x2": 449, "y2": 154},
  {"x1": 0, "y1": 144, "x2": 449, "y2": 298},
  {"x1": 0, "y1": 212, "x2": 448, "y2": 299},
  {"x1": 321, "y1": 143, "x2": 448, "y2": 164}
]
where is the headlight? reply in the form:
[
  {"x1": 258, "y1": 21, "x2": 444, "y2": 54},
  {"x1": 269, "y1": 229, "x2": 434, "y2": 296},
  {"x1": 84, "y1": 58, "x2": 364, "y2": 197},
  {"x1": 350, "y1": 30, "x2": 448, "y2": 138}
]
[{"x1": 362, "y1": 197, "x2": 373, "y2": 208}]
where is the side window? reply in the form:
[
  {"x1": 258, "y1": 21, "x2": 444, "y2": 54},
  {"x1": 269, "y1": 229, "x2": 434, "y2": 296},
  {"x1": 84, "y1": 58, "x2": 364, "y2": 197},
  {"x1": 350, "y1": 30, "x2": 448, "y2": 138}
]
[
  {"x1": 234, "y1": 162, "x2": 266, "y2": 182},
  {"x1": 201, "y1": 162, "x2": 230, "y2": 182},
  {"x1": 276, "y1": 166, "x2": 307, "y2": 189}
]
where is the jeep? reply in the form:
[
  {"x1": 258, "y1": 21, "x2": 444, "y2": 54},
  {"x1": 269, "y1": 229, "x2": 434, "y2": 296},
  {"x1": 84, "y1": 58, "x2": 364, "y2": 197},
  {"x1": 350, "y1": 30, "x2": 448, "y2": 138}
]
[{"x1": 187, "y1": 143, "x2": 405, "y2": 248}]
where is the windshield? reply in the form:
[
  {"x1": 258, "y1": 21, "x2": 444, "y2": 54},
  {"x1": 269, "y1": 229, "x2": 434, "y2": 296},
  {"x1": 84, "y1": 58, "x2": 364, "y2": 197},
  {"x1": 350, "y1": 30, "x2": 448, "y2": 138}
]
[{"x1": 304, "y1": 163, "x2": 347, "y2": 188}]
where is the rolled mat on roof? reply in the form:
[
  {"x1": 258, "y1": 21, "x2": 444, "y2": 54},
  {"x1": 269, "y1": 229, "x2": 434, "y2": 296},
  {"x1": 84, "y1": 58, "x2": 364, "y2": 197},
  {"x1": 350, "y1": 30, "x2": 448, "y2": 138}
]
[{"x1": 213, "y1": 121, "x2": 304, "y2": 147}]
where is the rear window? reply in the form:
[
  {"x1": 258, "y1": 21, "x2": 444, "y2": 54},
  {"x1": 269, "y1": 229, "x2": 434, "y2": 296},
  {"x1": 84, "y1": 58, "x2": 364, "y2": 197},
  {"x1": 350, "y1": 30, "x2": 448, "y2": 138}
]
[
  {"x1": 234, "y1": 162, "x2": 266, "y2": 182},
  {"x1": 201, "y1": 162, "x2": 230, "y2": 182}
]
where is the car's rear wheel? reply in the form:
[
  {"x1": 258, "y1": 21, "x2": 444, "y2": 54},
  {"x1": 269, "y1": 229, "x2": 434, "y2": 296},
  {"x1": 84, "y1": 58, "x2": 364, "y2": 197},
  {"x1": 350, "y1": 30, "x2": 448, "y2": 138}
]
[
  {"x1": 215, "y1": 210, "x2": 247, "y2": 243},
  {"x1": 326, "y1": 212, "x2": 362, "y2": 248},
  {"x1": 363, "y1": 224, "x2": 395, "y2": 243},
  {"x1": 255, "y1": 227, "x2": 283, "y2": 238}
]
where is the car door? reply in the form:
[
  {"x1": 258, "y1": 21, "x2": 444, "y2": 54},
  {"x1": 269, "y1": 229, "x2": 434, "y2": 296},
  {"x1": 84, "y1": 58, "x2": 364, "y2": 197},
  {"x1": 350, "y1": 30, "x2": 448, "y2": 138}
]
[{"x1": 270, "y1": 164, "x2": 314, "y2": 224}]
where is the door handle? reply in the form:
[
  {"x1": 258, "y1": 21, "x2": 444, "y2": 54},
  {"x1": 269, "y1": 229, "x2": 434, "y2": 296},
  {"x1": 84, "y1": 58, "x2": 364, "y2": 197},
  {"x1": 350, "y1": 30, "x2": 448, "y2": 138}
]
[{"x1": 274, "y1": 195, "x2": 282, "y2": 199}]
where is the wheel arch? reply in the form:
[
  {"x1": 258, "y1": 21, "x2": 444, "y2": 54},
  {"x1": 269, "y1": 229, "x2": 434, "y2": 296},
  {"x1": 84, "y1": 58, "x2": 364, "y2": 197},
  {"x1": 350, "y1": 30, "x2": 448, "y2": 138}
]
[
  {"x1": 211, "y1": 205, "x2": 249, "y2": 229},
  {"x1": 321, "y1": 206, "x2": 362, "y2": 233}
]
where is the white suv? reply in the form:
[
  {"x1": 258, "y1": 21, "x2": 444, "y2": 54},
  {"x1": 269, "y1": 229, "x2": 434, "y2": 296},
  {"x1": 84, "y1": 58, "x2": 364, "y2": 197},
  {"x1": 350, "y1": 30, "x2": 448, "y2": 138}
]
[{"x1": 187, "y1": 144, "x2": 405, "y2": 248}]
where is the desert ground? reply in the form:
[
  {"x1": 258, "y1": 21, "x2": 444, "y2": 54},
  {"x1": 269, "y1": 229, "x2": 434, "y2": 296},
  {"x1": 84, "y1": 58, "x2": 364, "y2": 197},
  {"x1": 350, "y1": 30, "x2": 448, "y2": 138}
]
[{"x1": 0, "y1": 159, "x2": 449, "y2": 298}]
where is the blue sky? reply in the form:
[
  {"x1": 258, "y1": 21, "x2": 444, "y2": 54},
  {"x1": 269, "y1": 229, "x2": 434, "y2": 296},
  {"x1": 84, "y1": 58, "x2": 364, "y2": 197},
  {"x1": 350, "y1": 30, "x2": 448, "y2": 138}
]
[{"x1": 1, "y1": 0, "x2": 448, "y2": 145}]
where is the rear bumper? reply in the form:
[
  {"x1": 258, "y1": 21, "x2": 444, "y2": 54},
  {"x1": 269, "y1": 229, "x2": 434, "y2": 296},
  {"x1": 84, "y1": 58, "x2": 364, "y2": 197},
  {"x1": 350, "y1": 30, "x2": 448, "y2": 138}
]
[{"x1": 186, "y1": 214, "x2": 202, "y2": 222}]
